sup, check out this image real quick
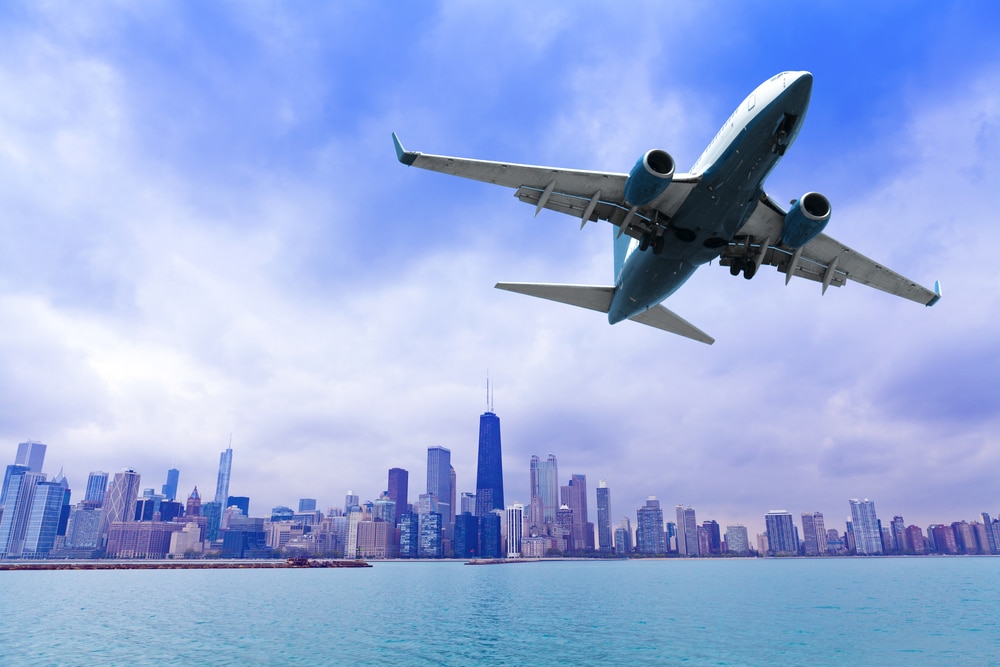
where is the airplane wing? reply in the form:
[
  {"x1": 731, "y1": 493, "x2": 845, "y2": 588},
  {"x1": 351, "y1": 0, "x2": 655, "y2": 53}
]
[
  {"x1": 730, "y1": 193, "x2": 941, "y2": 306},
  {"x1": 393, "y1": 133, "x2": 698, "y2": 236}
]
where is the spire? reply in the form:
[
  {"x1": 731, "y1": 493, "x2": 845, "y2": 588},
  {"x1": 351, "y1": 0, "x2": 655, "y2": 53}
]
[
  {"x1": 190, "y1": 486, "x2": 200, "y2": 500},
  {"x1": 486, "y1": 372, "x2": 494, "y2": 413}
]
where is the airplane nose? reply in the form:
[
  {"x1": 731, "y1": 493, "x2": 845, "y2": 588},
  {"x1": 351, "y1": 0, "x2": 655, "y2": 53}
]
[
  {"x1": 789, "y1": 71, "x2": 813, "y2": 90},
  {"x1": 783, "y1": 71, "x2": 813, "y2": 111}
]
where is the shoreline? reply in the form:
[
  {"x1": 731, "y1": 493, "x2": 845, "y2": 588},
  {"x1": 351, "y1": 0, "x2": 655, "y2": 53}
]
[{"x1": 0, "y1": 558, "x2": 371, "y2": 571}]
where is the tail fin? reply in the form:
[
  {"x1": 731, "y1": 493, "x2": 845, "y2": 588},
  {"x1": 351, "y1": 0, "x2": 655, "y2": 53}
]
[{"x1": 613, "y1": 226, "x2": 632, "y2": 283}]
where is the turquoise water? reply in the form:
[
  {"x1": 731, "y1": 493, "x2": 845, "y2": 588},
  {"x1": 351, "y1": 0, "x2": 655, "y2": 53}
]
[{"x1": 2, "y1": 558, "x2": 999, "y2": 665}]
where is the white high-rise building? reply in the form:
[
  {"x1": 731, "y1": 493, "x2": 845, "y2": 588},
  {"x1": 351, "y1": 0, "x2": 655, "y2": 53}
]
[
  {"x1": 505, "y1": 503, "x2": 524, "y2": 558},
  {"x1": 849, "y1": 498, "x2": 883, "y2": 555}
]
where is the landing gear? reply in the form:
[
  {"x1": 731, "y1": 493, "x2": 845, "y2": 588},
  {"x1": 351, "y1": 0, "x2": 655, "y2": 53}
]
[
  {"x1": 639, "y1": 233, "x2": 665, "y2": 255},
  {"x1": 728, "y1": 256, "x2": 757, "y2": 279}
]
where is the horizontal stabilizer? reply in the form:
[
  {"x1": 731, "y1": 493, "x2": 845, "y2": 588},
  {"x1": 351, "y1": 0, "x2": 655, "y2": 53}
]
[
  {"x1": 495, "y1": 283, "x2": 614, "y2": 313},
  {"x1": 628, "y1": 305, "x2": 715, "y2": 345},
  {"x1": 494, "y1": 282, "x2": 714, "y2": 344}
]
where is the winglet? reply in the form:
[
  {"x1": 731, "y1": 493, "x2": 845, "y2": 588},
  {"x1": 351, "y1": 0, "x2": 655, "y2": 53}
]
[
  {"x1": 927, "y1": 280, "x2": 942, "y2": 307},
  {"x1": 392, "y1": 132, "x2": 418, "y2": 166}
]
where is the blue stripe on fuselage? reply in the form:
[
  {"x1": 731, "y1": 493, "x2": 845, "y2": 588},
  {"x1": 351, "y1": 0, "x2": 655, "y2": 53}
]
[{"x1": 608, "y1": 72, "x2": 813, "y2": 325}]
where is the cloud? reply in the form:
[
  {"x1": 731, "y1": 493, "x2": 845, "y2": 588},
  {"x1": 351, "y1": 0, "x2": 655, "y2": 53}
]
[{"x1": 0, "y1": 3, "x2": 996, "y2": 536}]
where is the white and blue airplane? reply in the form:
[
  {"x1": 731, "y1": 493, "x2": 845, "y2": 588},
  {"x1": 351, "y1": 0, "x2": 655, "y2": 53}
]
[{"x1": 393, "y1": 71, "x2": 940, "y2": 344}]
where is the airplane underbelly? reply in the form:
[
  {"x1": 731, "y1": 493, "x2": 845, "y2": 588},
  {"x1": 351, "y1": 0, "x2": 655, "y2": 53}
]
[{"x1": 609, "y1": 254, "x2": 698, "y2": 323}]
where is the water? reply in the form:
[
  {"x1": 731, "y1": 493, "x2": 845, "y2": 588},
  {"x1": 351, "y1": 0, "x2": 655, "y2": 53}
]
[{"x1": 2, "y1": 558, "x2": 999, "y2": 665}]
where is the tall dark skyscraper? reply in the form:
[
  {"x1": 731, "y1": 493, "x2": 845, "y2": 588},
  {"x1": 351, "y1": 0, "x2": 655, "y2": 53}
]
[
  {"x1": 387, "y1": 468, "x2": 408, "y2": 526},
  {"x1": 475, "y1": 387, "x2": 504, "y2": 518},
  {"x1": 596, "y1": 480, "x2": 612, "y2": 552},
  {"x1": 161, "y1": 468, "x2": 180, "y2": 501}
]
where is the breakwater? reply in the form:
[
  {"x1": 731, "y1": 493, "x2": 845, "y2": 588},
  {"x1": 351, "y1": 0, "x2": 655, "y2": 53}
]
[{"x1": 0, "y1": 558, "x2": 371, "y2": 571}]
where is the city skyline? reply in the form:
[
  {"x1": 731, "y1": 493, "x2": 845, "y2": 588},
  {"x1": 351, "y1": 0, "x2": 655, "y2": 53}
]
[
  {"x1": 0, "y1": 5, "x2": 997, "y2": 535},
  {"x1": 6, "y1": 437, "x2": 1000, "y2": 550}
]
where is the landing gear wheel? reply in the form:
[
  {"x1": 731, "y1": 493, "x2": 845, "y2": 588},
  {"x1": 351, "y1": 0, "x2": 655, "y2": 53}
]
[
  {"x1": 639, "y1": 234, "x2": 651, "y2": 252},
  {"x1": 743, "y1": 262, "x2": 757, "y2": 280},
  {"x1": 729, "y1": 258, "x2": 743, "y2": 276},
  {"x1": 652, "y1": 236, "x2": 665, "y2": 255}
]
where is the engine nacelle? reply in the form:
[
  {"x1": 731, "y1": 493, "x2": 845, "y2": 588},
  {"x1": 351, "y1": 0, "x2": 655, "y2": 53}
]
[
  {"x1": 781, "y1": 192, "x2": 831, "y2": 248},
  {"x1": 624, "y1": 149, "x2": 675, "y2": 207}
]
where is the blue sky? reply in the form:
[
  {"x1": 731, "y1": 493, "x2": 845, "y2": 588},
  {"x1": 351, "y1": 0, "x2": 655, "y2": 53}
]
[{"x1": 1, "y1": 2, "x2": 998, "y2": 535}]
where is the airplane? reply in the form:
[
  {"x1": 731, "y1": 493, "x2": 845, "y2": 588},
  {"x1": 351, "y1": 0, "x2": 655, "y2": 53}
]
[{"x1": 392, "y1": 71, "x2": 940, "y2": 344}]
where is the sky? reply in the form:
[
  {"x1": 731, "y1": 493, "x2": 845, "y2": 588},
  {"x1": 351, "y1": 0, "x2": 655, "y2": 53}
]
[{"x1": 1, "y1": 2, "x2": 998, "y2": 537}]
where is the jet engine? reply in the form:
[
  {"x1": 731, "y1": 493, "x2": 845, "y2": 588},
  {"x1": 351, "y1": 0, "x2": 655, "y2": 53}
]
[
  {"x1": 781, "y1": 192, "x2": 831, "y2": 248},
  {"x1": 624, "y1": 149, "x2": 675, "y2": 207}
]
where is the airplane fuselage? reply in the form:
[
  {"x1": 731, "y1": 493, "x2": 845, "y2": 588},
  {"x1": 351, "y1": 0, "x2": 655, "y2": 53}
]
[{"x1": 608, "y1": 72, "x2": 814, "y2": 324}]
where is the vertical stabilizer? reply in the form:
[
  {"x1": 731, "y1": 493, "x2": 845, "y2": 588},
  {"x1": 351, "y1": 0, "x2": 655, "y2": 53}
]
[{"x1": 613, "y1": 226, "x2": 632, "y2": 283}]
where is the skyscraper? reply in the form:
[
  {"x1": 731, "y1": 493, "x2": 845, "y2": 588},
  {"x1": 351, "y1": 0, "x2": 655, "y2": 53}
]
[
  {"x1": 505, "y1": 503, "x2": 523, "y2": 558},
  {"x1": 529, "y1": 454, "x2": 559, "y2": 526},
  {"x1": 22, "y1": 477, "x2": 69, "y2": 557},
  {"x1": 636, "y1": 497, "x2": 665, "y2": 555},
  {"x1": 765, "y1": 510, "x2": 798, "y2": 555},
  {"x1": 725, "y1": 525, "x2": 750, "y2": 555},
  {"x1": 614, "y1": 517, "x2": 632, "y2": 555},
  {"x1": 0, "y1": 466, "x2": 44, "y2": 559},
  {"x1": 214, "y1": 446, "x2": 233, "y2": 507},
  {"x1": 426, "y1": 446, "x2": 452, "y2": 534},
  {"x1": 702, "y1": 520, "x2": 721, "y2": 554},
  {"x1": 676, "y1": 505, "x2": 699, "y2": 556},
  {"x1": 849, "y1": 498, "x2": 883, "y2": 555},
  {"x1": 387, "y1": 468, "x2": 408, "y2": 526},
  {"x1": 561, "y1": 474, "x2": 590, "y2": 550},
  {"x1": 475, "y1": 395, "x2": 504, "y2": 518},
  {"x1": 596, "y1": 480, "x2": 612, "y2": 552},
  {"x1": 15, "y1": 440, "x2": 46, "y2": 473},
  {"x1": 102, "y1": 470, "x2": 142, "y2": 543},
  {"x1": 84, "y1": 471, "x2": 109, "y2": 506},
  {"x1": 801, "y1": 512, "x2": 827, "y2": 556},
  {"x1": 161, "y1": 468, "x2": 180, "y2": 501}
]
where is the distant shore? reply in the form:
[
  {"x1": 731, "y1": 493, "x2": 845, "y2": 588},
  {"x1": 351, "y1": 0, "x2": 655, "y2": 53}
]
[{"x1": 0, "y1": 558, "x2": 371, "y2": 571}]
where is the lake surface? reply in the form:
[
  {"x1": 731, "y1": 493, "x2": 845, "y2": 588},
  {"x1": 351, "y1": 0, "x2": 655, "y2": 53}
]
[{"x1": 3, "y1": 557, "x2": 999, "y2": 665}]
